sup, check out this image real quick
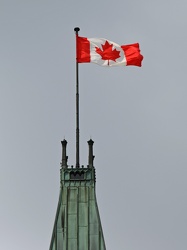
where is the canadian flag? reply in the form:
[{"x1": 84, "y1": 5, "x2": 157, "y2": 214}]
[{"x1": 76, "y1": 36, "x2": 143, "y2": 67}]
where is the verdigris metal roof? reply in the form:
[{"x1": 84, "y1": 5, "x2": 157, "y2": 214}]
[{"x1": 49, "y1": 140, "x2": 106, "y2": 250}]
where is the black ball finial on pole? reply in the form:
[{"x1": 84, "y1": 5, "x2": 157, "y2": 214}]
[{"x1": 74, "y1": 27, "x2": 80, "y2": 33}]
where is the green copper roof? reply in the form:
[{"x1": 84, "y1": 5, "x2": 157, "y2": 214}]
[{"x1": 49, "y1": 140, "x2": 106, "y2": 250}]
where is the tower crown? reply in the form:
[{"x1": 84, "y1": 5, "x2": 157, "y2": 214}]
[{"x1": 49, "y1": 140, "x2": 106, "y2": 250}]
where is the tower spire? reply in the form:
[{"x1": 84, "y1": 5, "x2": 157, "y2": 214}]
[{"x1": 49, "y1": 28, "x2": 106, "y2": 250}]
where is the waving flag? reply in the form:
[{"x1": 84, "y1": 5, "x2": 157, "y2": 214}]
[{"x1": 76, "y1": 36, "x2": 143, "y2": 67}]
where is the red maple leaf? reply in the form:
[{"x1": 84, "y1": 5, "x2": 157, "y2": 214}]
[{"x1": 95, "y1": 41, "x2": 121, "y2": 65}]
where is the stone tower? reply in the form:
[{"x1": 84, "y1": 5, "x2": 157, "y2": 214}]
[{"x1": 49, "y1": 139, "x2": 106, "y2": 250}]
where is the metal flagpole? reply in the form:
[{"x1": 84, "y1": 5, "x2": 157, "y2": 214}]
[{"x1": 74, "y1": 27, "x2": 80, "y2": 168}]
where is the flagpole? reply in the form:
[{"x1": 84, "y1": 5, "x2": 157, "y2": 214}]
[{"x1": 74, "y1": 27, "x2": 80, "y2": 168}]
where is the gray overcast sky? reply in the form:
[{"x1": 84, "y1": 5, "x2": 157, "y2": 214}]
[{"x1": 1, "y1": 0, "x2": 187, "y2": 250}]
